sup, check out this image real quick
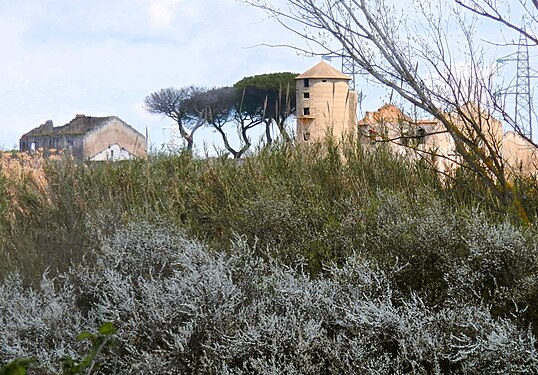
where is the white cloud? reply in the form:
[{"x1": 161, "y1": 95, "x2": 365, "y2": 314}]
[
  {"x1": 0, "y1": 0, "x2": 320, "y2": 150},
  {"x1": 147, "y1": 0, "x2": 197, "y2": 29}
]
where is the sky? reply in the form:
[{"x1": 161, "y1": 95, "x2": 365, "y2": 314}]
[
  {"x1": 1, "y1": 0, "x2": 534, "y2": 152},
  {"x1": 0, "y1": 0, "x2": 336, "y2": 152}
]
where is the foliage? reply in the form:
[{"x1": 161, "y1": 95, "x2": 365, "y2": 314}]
[
  {"x1": 1, "y1": 220, "x2": 538, "y2": 373},
  {"x1": 2, "y1": 139, "x2": 538, "y2": 372},
  {"x1": 60, "y1": 322, "x2": 116, "y2": 375},
  {"x1": 0, "y1": 358, "x2": 36, "y2": 375},
  {"x1": 2, "y1": 139, "x2": 538, "y2": 282},
  {"x1": 234, "y1": 72, "x2": 297, "y2": 143},
  {"x1": 235, "y1": 72, "x2": 297, "y2": 91},
  {"x1": 0, "y1": 323, "x2": 115, "y2": 375}
]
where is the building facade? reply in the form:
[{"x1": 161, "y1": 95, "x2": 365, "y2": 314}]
[
  {"x1": 296, "y1": 61, "x2": 358, "y2": 142},
  {"x1": 295, "y1": 61, "x2": 538, "y2": 174},
  {"x1": 20, "y1": 114, "x2": 147, "y2": 161}
]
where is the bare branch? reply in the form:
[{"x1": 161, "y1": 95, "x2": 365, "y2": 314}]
[
  {"x1": 454, "y1": 0, "x2": 538, "y2": 45},
  {"x1": 244, "y1": 0, "x2": 535, "y2": 221}
]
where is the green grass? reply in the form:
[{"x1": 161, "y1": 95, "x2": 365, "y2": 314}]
[{"x1": 0, "y1": 138, "x2": 536, "y2": 283}]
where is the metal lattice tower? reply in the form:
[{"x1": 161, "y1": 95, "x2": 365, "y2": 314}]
[
  {"x1": 340, "y1": 10, "x2": 358, "y2": 90},
  {"x1": 320, "y1": 52, "x2": 357, "y2": 89},
  {"x1": 341, "y1": 53, "x2": 358, "y2": 91},
  {"x1": 322, "y1": 4, "x2": 361, "y2": 91},
  {"x1": 515, "y1": 31, "x2": 533, "y2": 140},
  {"x1": 497, "y1": 19, "x2": 535, "y2": 140}
]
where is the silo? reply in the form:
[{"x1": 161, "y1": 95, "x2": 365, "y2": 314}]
[{"x1": 296, "y1": 61, "x2": 357, "y2": 143}]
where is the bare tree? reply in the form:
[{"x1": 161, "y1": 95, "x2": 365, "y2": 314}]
[
  {"x1": 245, "y1": 0, "x2": 535, "y2": 222},
  {"x1": 454, "y1": 0, "x2": 538, "y2": 149},
  {"x1": 144, "y1": 86, "x2": 208, "y2": 152},
  {"x1": 455, "y1": 0, "x2": 538, "y2": 46}
]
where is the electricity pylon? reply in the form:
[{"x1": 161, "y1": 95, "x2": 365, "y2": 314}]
[
  {"x1": 497, "y1": 19, "x2": 535, "y2": 140},
  {"x1": 515, "y1": 31, "x2": 533, "y2": 140}
]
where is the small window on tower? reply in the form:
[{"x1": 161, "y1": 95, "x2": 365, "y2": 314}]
[
  {"x1": 322, "y1": 79, "x2": 327, "y2": 82},
  {"x1": 417, "y1": 127, "x2": 426, "y2": 144},
  {"x1": 303, "y1": 107, "x2": 310, "y2": 116},
  {"x1": 303, "y1": 92, "x2": 310, "y2": 99},
  {"x1": 304, "y1": 78, "x2": 310, "y2": 88}
]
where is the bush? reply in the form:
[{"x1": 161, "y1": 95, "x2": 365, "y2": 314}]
[
  {"x1": 3, "y1": 140, "x2": 538, "y2": 372},
  {"x1": 1, "y1": 221, "x2": 537, "y2": 374}
]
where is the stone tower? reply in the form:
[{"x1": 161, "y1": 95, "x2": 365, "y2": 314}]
[{"x1": 296, "y1": 60, "x2": 358, "y2": 143}]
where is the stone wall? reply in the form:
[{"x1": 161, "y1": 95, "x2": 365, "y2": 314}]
[
  {"x1": 20, "y1": 134, "x2": 84, "y2": 160},
  {"x1": 82, "y1": 117, "x2": 147, "y2": 161}
]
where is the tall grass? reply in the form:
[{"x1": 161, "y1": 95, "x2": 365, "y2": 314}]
[{"x1": 2, "y1": 139, "x2": 537, "y2": 283}]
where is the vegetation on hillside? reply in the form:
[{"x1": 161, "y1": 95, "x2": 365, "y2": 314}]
[{"x1": 1, "y1": 139, "x2": 538, "y2": 373}]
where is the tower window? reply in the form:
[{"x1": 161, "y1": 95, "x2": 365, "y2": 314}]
[
  {"x1": 416, "y1": 127, "x2": 427, "y2": 145},
  {"x1": 303, "y1": 92, "x2": 310, "y2": 99},
  {"x1": 304, "y1": 78, "x2": 310, "y2": 88},
  {"x1": 322, "y1": 79, "x2": 327, "y2": 82},
  {"x1": 303, "y1": 107, "x2": 310, "y2": 116}
]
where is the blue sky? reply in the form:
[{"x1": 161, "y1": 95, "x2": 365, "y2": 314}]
[
  {"x1": 1, "y1": 0, "x2": 533, "y2": 152},
  {"x1": 0, "y1": 0, "x2": 329, "y2": 151}
]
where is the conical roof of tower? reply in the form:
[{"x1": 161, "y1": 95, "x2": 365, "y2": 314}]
[{"x1": 296, "y1": 60, "x2": 351, "y2": 80}]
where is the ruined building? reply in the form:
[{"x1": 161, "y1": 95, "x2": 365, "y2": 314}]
[
  {"x1": 20, "y1": 114, "x2": 147, "y2": 161},
  {"x1": 295, "y1": 61, "x2": 358, "y2": 142},
  {"x1": 359, "y1": 104, "x2": 538, "y2": 175},
  {"x1": 295, "y1": 61, "x2": 537, "y2": 174}
]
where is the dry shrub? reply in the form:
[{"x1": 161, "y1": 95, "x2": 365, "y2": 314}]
[{"x1": 0, "y1": 149, "x2": 62, "y2": 213}]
